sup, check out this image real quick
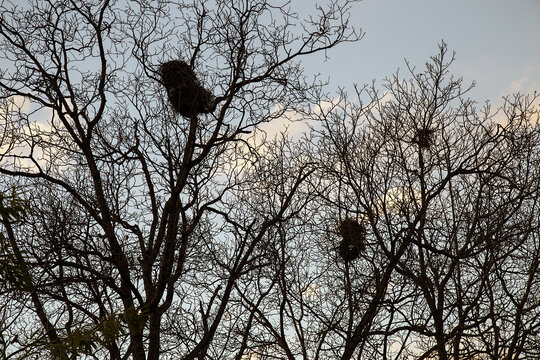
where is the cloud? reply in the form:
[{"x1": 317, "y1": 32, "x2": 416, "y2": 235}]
[
  {"x1": 252, "y1": 107, "x2": 309, "y2": 144},
  {"x1": 358, "y1": 186, "x2": 422, "y2": 223},
  {"x1": 1, "y1": 96, "x2": 32, "y2": 153},
  {"x1": 378, "y1": 91, "x2": 395, "y2": 106},
  {"x1": 0, "y1": 100, "x2": 62, "y2": 171},
  {"x1": 311, "y1": 97, "x2": 341, "y2": 115},
  {"x1": 506, "y1": 66, "x2": 538, "y2": 95},
  {"x1": 301, "y1": 284, "x2": 319, "y2": 300},
  {"x1": 482, "y1": 68, "x2": 540, "y2": 126},
  {"x1": 0, "y1": 95, "x2": 31, "y2": 113},
  {"x1": 220, "y1": 104, "x2": 313, "y2": 175}
]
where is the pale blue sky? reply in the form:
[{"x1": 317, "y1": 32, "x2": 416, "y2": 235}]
[{"x1": 300, "y1": 0, "x2": 540, "y2": 105}]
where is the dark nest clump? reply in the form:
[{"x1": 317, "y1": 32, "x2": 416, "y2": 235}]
[
  {"x1": 412, "y1": 128, "x2": 436, "y2": 148},
  {"x1": 337, "y1": 218, "x2": 366, "y2": 262},
  {"x1": 159, "y1": 60, "x2": 216, "y2": 117}
]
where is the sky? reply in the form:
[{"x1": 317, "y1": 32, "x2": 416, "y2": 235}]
[{"x1": 299, "y1": 0, "x2": 540, "y2": 106}]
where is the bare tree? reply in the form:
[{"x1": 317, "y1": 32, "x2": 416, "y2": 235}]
[
  {"x1": 0, "y1": 0, "x2": 360, "y2": 359},
  {"x1": 287, "y1": 43, "x2": 540, "y2": 359},
  {"x1": 2, "y1": 1, "x2": 539, "y2": 359}
]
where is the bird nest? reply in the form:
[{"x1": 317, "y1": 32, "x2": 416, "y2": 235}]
[
  {"x1": 412, "y1": 128, "x2": 436, "y2": 148},
  {"x1": 159, "y1": 60, "x2": 216, "y2": 117},
  {"x1": 337, "y1": 218, "x2": 366, "y2": 262}
]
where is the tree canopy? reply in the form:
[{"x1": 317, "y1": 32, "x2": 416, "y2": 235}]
[{"x1": 1, "y1": 1, "x2": 540, "y2": 359}]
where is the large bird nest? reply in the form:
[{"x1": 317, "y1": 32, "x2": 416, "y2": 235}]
[
  {"x1": 412, "y1": 128, "x2": 436, "y2": 148},
  {"x1": 159, "y1": 60, "x2": 216, "y2": 117},
  {"x1": 337, "y1": 218, "x2": 366, "y2": 262}
]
